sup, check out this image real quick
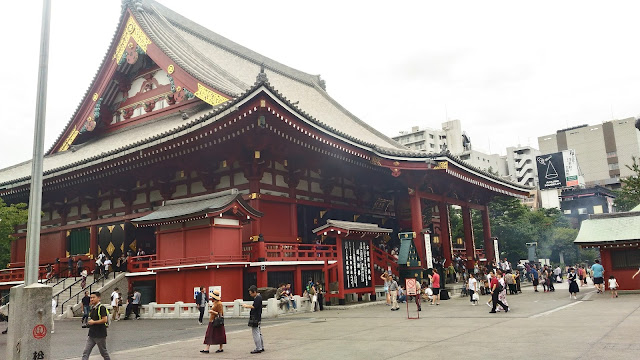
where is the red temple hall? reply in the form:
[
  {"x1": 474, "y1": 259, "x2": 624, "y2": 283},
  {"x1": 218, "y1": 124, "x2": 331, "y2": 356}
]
[{"x1": 0, "y1": 0, "x2": 530, "y2": 305}]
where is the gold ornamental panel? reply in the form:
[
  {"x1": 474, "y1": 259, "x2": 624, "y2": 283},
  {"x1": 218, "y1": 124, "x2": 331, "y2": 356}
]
[
  {"x1": 113, "y1": 17, "x2": 152, "y2": 61},
  {"x1": 193, "y1": 83, "x2": 229, "y2": 106}
]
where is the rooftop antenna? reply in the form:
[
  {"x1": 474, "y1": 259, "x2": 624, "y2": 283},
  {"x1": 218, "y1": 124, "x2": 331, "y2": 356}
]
[{"x1": 610, "y1": 104, "x2": 614, "y2": 120}]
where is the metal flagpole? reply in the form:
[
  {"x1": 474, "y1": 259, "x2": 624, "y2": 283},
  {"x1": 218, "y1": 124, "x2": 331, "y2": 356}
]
[{"x1": 24, "y1": 0, "x2": 51, "y2": 285}]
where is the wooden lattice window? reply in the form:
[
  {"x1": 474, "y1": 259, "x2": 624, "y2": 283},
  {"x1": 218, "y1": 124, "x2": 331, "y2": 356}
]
[{"x1": 611, "y1": 248, "x2": 640, "y2": 270}]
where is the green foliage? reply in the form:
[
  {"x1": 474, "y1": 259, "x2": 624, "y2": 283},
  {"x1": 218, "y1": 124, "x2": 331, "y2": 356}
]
[
  {"x1": 614, "y1": 156, "x2": 640, "y2": 212},
  {"x1": 488, "y1": 196, "x2": 585, "y2": 265},
  {"x1": 0, "y1": 198, "x2": 29, "y2": 269}
]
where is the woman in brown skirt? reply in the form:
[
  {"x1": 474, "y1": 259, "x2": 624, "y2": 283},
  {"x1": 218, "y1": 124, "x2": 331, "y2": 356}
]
[{"x1": 201, "y1": 290, "x2": 226, "y2": 353}]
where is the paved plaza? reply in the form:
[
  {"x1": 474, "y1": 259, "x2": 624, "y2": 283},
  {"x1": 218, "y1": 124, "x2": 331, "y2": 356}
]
[{"x1": 2, "y1": 282, "x2": 640, "y2": 359}]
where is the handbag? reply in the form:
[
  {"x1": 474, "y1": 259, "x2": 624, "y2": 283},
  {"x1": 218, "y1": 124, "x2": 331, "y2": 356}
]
[
  {"x1": 248, "y1": 317, "x2": 260, "y2": 327},
  {"x1": 212, "y1": 316, "x2": 224, "y2": 328},
  {"x1": 472, "y1": 293, "x2": 479, "y2": 301}
]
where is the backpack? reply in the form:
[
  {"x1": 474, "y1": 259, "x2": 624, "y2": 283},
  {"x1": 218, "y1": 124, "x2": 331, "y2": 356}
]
[
  {"x1": 307, "y1": 283, "x2": 316, "y2": 296},
  {"x1": 97, "y1": 305, "x2": 110, "y2": 328}
]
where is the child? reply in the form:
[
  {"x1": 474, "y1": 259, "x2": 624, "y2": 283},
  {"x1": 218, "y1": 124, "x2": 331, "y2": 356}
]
[{"x1": 608, "y1": 275, "x2": 619, "y2": 298}]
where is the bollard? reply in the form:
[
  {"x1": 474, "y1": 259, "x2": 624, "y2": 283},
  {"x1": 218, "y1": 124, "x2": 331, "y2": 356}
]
[
  {"x1": 266, "y1": 298, "x2": 279, "y2": 317},
  {"x1": 6, "y1": 284, "x2": 53, "y2": 360},
  {"x1": 233, "y1": 299, "x2": 243, "y2": 317}
]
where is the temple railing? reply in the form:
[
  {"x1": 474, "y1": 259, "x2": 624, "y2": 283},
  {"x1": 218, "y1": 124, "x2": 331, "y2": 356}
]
[
  {"x1": 372, "y1": 246, "x2": 399, "y2": 283},
  {"x1": 0, "y1": 265, "x2": 49, "y2": 283},
  {"x1": 149, "y1": 255, "x2": 248, "y2": 268},
  {"x1": 127, "y1": 255, "x2": 157, "y2": 272},
  {"x1": 242, "y1": 242, "x2": 338, "y2": 262}
]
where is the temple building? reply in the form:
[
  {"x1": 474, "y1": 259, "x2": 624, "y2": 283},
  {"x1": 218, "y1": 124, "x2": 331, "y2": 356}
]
[{"x1": 0, "y1": 0, "x2": 530, "y2": 304}]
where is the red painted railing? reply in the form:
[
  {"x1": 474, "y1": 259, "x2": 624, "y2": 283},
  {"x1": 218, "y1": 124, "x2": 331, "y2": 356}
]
[
  {"x1": 149, "y1": 255, "x2": 247, "y2": 268},
  {"x1": 0, "y1": 265, "x2": 49, "y2": 282},
  {"x1": 372, "y1": 246, "x2": 399, "y2": 283},
  {"x1": 242, "y1": 242, "x2": 338, "y2": 262},
  {"x1": 127, "y1": 255, "x2": 157, "y2": 272}
]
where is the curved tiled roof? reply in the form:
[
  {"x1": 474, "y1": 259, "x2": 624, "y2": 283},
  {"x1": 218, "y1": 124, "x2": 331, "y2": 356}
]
[{"x1": 0, "y1": 0, "x2": 530, "y2": 195}]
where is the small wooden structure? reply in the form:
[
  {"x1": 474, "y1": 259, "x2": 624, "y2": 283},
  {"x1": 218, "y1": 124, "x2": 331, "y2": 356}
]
[{"x1": 313, "y1": 220, "x2": 392, "y2": 304}]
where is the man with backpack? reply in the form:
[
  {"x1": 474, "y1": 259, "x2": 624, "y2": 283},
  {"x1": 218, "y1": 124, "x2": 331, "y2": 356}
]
[
  {"x1": 306, "y1": 278, "x2": 318, "y2": 311},
  {"x1": 82, "y1": 291, "x2": 111, "y2": 359}
]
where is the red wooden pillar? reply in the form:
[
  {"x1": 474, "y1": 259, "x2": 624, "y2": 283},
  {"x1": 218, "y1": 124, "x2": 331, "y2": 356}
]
[
  {"x1": 482, "y1": 205, "x2": 494, "y2": 264},
  {"x1": 462, "y1": 206, "x2": 475, "y2": 269},
  {"x1": 437, "y1": 202, "x2": 453, "y2": 267},
  {"x1": 295, "y1": 265, "x2": 302, "y2": 296},
  {"x1": 89, "y1": 225, "x2": 98, "y2": 258},
  {"x1": 290, "y1": 203, "x2": 298, "y2": 241},
  {"x1": 410, "y1": 192, "x2": 425, "y2": 264},
  {"x1": 336, "y1": 236, "x2": 345, "y2": 305},
  {"x1": 257, "y1": 267, "x2": 268, "y2": 288}
]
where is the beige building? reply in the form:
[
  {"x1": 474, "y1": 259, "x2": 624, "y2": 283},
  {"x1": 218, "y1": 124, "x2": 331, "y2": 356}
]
[{"x1": 538, "y1": 118, "x2": 640, "y2": 188}]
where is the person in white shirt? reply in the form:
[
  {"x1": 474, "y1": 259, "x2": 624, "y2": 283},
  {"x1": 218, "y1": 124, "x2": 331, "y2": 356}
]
[
  {"x1": 111, "y1": 288, "x2": 121, "y2": 321},
  {"x1": 608, "y1": 276, "x2": 619, "y2": 298},
  {"x1": 103, "y1": 257, "x2": 112, "y2": 277},
  {"x1": 51, "y1": 298, "x2": 57, "y2": 334},
  {"x1": 467, "y1": 275, "x2": 478, "y2": 305}
]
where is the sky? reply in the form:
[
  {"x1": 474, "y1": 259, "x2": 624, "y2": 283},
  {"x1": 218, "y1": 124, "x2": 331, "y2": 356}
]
[{"x1": 2, "y1": 0, "x2": 640, "y2": 170}]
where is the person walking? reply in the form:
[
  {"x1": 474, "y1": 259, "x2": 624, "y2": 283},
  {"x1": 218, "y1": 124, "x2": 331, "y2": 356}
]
[
  {"x1": 415, "y1": 280, "x2": 422, "y2": 311},
  {"x1": 51, "y1": 298, "x2": 56, "y2": 334},
  {"x1": 568, "y1": 268, "x2": 579, "y2": 299},
  {"x1": 110, "y1": 288, "x2": 120, "y2": 321},
  {"x1": 388, "y1": 276, "x2": 400, "y2": 310},
  {"x1": 608, "y1": 275, "x2": 619, "y2": 298},
  {"x1": 201, "y1": 290, "x2": 226, "y2": 354},
  {"x1": 196, "y1": 286, "x2": 208, "y2": 325},
  {"x1": 514, "y1": 270, "x2": 522, "y2": 293},
  {"x1": 77, "y1": 258, "x2": 84, "y2": 277},
  {"x1": 81, "y1": 291, "x2": 111, "y2": 359},
  {"x1": 591, "y1": 260, "x2": 605, "y2": 293},
  {"x1": 468, "y1": 274, "x2": 478, "y2": 305},
  {"x1": 530, "y1": 266, "x2": 539, "y2": 292},
  {"x1": 381, "y1": 273, "x2": 392, "y2": 306},
  {"x1": 80, "y1": 268, "x2": 88, "y2": 288},
  {"x1": 307, "y1": 280, "x2": 318, "y2": 312},
  {"x1": 81, "y1": 291, "x2": 91, "y2": 326},
  {"x1": 429, "y1": 269, "x2": 441, "y2": 305},
  {"x1": 68, "y1": 256, "x2": 75, "y2": 277},
  {"x1": 242, "y1": 285, "x2": 264, "y2": 354},
  {"x1": 316, "y1": 281, "x2": 324, "y2": 311},
  {"x1": 489, "y1": 270, "x2": 508, "y2": 313},
  {"x1": 496, "y1": 271, "x2": 509, "y2": 312},
  {"x1": 103, "y1": 257, "x2": 112, "y2": 278},
  {"x1": 132, "y1": 289, "x2": 141, "y2": 319}
]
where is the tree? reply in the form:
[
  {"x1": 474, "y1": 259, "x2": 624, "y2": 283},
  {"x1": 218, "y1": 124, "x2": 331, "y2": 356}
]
[
  {"x1": 0, "y1": 198, "x2": 29, "y2": 269},
  {"x1": 614, "y1": 156, "x2": 640, "y2": 212}
]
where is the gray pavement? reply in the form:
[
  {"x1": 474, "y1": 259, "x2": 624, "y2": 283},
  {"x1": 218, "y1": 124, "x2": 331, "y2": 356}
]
[{"x1": 2, "y1": 281, "x2": 640, "y2": 359}]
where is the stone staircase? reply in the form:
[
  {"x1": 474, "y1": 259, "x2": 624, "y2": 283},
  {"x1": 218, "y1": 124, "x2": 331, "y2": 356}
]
[{"x1": 57, "y1": 272, "x2": 128, "y2": 319}]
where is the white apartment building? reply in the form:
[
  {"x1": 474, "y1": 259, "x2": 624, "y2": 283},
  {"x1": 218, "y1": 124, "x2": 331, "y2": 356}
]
[
  {"x1": 393, "y1": 120, "x2": 508, "y2": 176},
  {"x1": 538, "y1": 118, "x2": 640, "y2": 188},
  {"x1": 393, "y1": 119, "x2": 463, "y2": 154},
  {"x1": 504, "y1": 145, "x2": 540, "y2": 188}
]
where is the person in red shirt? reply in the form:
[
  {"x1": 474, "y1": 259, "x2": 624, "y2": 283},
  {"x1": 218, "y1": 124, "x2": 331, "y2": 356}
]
[
  {"x1": 489, "y1": 270, "x2": 508, "y2": 313},
  {"x1": 428, "y1": 269, "x2": 441, "y2": 305}
]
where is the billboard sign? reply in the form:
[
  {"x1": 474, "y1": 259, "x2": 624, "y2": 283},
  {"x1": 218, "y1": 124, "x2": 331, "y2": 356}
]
[{"x1": 536, "y1": 150, "x2": 580, "y2": 189}]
